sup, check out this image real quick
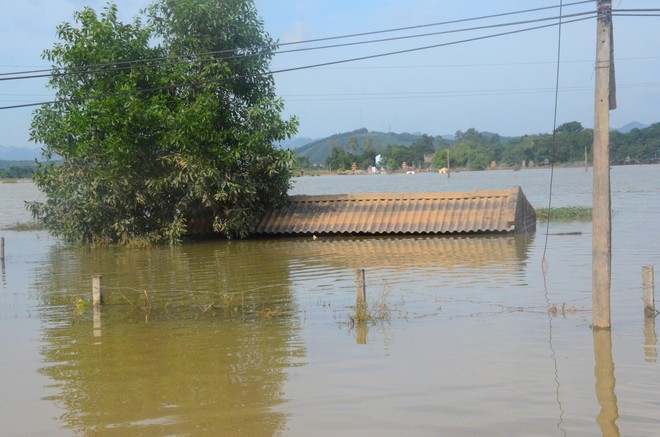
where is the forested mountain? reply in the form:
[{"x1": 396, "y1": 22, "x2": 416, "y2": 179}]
[
  {"x1": 295, "y1": 128, "x2": 424, "y2": 163},
  {"x1": 616, "y1": 122, "x2": 648, "y2": 133}
]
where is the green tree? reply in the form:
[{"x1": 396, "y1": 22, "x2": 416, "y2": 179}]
[
  {"x1": 28, "y1": 1, "x2": 297, "y2": 244},
  {"x1": 448, "y1": 128, "x2": 492, "y2": 170},
  {"x1": 358, "y1": 145, "x2": 380, "y2": 170},
  {"x1": 555, "y1": 121, "x2": 584, "y2": 134},
  {"x1": 409, "y1": 134, "x2": 435, "y2": 168},
  {"x1": 382, "y1": 144, "x2": 413, "y2": 170},
  {"x1": 325, "y1": 146, "x2": 354, "y2": 171},
  {"x1": 293, "y1": 156, "x2": 312, "y2": 172}
]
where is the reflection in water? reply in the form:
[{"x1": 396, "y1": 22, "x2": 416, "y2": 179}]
[
  {"x1": 355, "y1": 318, "x2": 368, "y2": 345},
  {"x1": 593, "y1": 329, "x2": 620, "y2": 437},
  {"x1": 35, "y1": 240, "x2": 305, "y2": 435},
  {"x1": 278, "y1": 233, "x2": 534, "y2": 272},
  {"x1": 644, "y1": 315, "x2": 657, "y2": 363},
  {"x1": 33, "y1": 233, "x2": 534, "y2": 434},
  {"x1": 291, "y1": 234, "x2": 534, "y2": 345},
  {"x1": 93, "y1": 305, "x2": 102, "y2": 338}
]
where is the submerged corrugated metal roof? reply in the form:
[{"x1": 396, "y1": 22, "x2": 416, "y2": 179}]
[{"x1": 254, "y1": 186, "x2": 535, "y2": 236}]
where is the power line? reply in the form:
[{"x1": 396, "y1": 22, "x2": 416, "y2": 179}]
[
  {"x1": 543, "y1": 0, "x2": 566, "y2": 264},
  {"x1": 267, "y1": 16, "x2": 595, "y2": 77},
  {"x1": 274, "y1": 11, "x2": 597, "y2": 56},
  {"x1": 3, "y1": 54, "x2": 658, "y2": 93},
  {"x1": 0, "y1": 17, "x2": 593, "y2": 110},
  {"x1": 613, "y1": 8, "x2": 660, "y2": 12},
  {"x1": 0, "y1": 3, "x2": 655, "y2": 84},
  {"x1": 0, "y1": 10, "x2": 595, "y2": 83},
  {"x1": 276, "y1": 0, "x2": 594, "y2": 47},
  {"x1": 273, "y1": 55, "x2": 660, "y2": 71},
  {"x1": 279, "y1": 82, "x2": 660, "y2": 102},
  {"x1": 5, "y1": 82, "x2": 659, "y2": 104},
  {"x1": 613, "y1": 13, "x2": 660, "y2": 17},
  {"x1": 0, "y1": 2, "x2": 596, "y2": 81},
  {"x1": 0, "y1": 15, "x2": 597, "y2": 111}
]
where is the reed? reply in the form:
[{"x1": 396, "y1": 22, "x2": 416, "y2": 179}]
[{"x1": 350, "y1": 285, "x2": 393, "y2": 325}]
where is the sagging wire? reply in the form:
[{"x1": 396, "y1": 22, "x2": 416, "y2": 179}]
[
  {"x1": 0, "y1": 16, "x2": 595, "y2": 111},
  {"x1": 543, "y1": 1, "x2": 568, "y2": 435}
]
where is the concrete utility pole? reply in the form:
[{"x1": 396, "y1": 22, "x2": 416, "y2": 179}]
[{"x1": 592, "y1": 0, "x2": 616, "y2": 329}]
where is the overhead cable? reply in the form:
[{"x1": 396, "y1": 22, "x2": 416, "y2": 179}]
[
  {"x1": 0, "y1": 15, "x2": 594, "y2": 111},
  {"x1": 0, "y1": 1, "x2": 595, "y2": 81},
  {"x1": 275, "y1": 11, "x2": 597, "y2": 56},
  {"x1": 0, "y1": 10, "x2": 596, "y2": 84}
]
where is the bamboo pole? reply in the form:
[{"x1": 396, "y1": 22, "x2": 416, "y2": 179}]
[
  {"x1": 592, "y1": 0, "x2": 614, "y2": 329},
  {"x1": 92, "y1": 275, "x2": 104, "y2": 306}
]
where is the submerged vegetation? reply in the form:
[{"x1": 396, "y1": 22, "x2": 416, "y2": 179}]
[
  {"x1": 535, "y1": 206, "x2": 592, "y2": 221},
  {"x1": 71, "y1": 287, "x2": 294, "y2": 322},
  {"x1": 349, "y1": 284, "x2": 397, "y2": 327}
]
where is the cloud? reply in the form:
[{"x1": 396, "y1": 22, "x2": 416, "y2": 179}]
[{"x1": 283, "y1": 21, "x2": 313, "y2": 43}]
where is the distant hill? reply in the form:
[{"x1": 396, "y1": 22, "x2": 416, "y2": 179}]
[
  {"x1": 0, "y1": 145, "x2": 41, "y2": 161},
  {"x1": 295, "y1": 128, "x2": 423, "y2": 163},
  {"x1": 481, "y1": 131, "x2": 514, "y2": 143},
  {"x1": 615, "y1": 121, "x2": 649, "y2": 133}
]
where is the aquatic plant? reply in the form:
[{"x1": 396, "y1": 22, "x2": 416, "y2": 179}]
[
  {"x1": 349, "y1": 284, "x2": 393, "y2": 326},
  {"x1": 535, "y1": 206, "x2": 592, "y2": 220}
]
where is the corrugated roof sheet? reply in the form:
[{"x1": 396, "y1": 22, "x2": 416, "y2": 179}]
[{"x1": 254, "y1": 186, "x2": 536, "y2": 236}]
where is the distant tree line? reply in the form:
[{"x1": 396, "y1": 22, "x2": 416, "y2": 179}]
[
  {"x1": 322, "y1": 134, "x2": 440, "y2": 172},
  {"x1": 0, "y1": 163, "x2": 35, "y2": 179},
  {"x1": 313, "y1": 121, "x2": 660, "y2": 172}
]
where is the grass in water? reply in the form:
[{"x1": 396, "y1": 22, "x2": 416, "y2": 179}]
[
  {"x1": 350, "y1": 283, "x2": 393, "y2": 326},
  {"x1": 536, "y1": 206, "x2": 592, "y2": 221}
]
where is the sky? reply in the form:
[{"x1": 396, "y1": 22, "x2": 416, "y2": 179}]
[{"x1": 1, "y1": 0, "x2": 659, "y2": 149}]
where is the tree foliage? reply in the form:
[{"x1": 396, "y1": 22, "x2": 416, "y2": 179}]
[{"x1": 28, "y1": 1, "x2": 298, "y2": 245}]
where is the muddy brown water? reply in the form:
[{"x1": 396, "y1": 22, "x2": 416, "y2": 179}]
[{"x1": 1, "y1": 166, "x2": 659, "y2": 436}]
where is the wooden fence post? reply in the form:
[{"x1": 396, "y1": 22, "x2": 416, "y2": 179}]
[
  {"x1": 354, "y1": 269, "x2": 367, "y2": 344},
  {"x1": 92, "y1": 275, "x2": 104, "y2": 306},
  {"x1": 643, "y1": 265, "x2": 655, "y2": 316},
  {"x1": 1, "y1": 236, "x2": 5, "y2": 261},
  {"x1": 355, "y1": 268, "x2": 366, "y2": 305}
]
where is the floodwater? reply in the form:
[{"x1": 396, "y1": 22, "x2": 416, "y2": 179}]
[{"x1": 1, "y1": 165, "x2": 659, "y2": 436}]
